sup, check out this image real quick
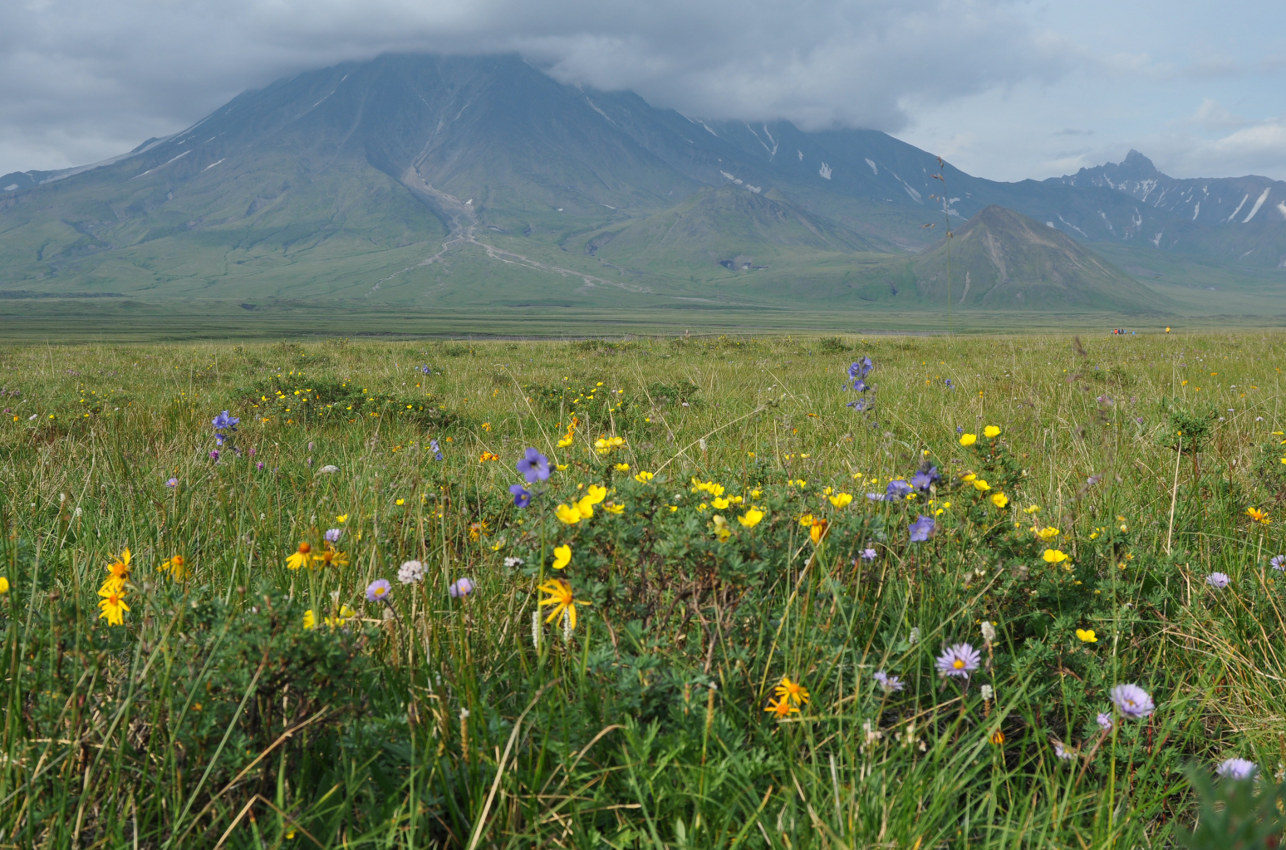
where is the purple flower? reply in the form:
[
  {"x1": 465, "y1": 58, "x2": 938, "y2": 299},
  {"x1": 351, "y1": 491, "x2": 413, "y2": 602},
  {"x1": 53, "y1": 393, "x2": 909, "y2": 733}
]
[
  {"x1": 1270, "y1": 555, "x2": 1285, "y2": 572},
  {"x1": 1054, "y1": 741, "x2": 1076, "y2": 761},
  {"x1": 848, "y1": 357, "x2": 873, "y2": 380},
  {"x1": 847, "y1": 397, "x2": 869, "y2": 411},
  {"x1": 420, "y1": 365, "x2": 431, "y2": 375},
  {"x1": 212, "y1": 410, "x2": 240, "y2": 431},
  {"x1": 873, "y1": 670, "x2": 905, "y2": 692},
  {"x1": 909, "y1": 514, "x2": 935, "y2": 543},
  {"x1": 944, "y1": 378, "x2": 954, "y2": 390},
  {"x1": 430, "y1": 439, "x2": 443, "y2": 461},
  {"x1": 936, "y1": 642, "x2": 980, "y2": 679},
  {"x1": 324, "y1": 528, "x2": 342, "y2": 543},
  {"x1": 1216, "y1": 758, "x2": 1257, "y2": 780},
  {"x1": 517, "y1": 448, "x2": 550, "y2": 483},
  {"x1": 509, "y1": 483, "x2": 532, "y2": 508},
  {"x1": 886, "y1": 479, "x2": 914, "y2": 499},
  {"x1": 209, "y1": 450, "x2": 219, "y2": 461},
  {"x1": 365, "y1": 579, "x2": 392, "y2": 602},
  {"x1": 1096, "y1": 712, "x2": 1113, "y2": 731},
  {"x1": 1110, "y1": 684, "x2": 1154, "y2": 719},
  {"x1": 910, "y1": 466, "x2": 939, "y2": 493},
  {"x1": 861, "y1": 547, "x2": 877, "y2": 561},
  {"x1": 448, "y1": 577, "x2": 475, "y2": 598},
  {"x1": 165, "y1": 477, "x2": 178, "y2": 488},
  {"x1": 256, "y1": 461, "x2": 265, "y2": 470},
  {"x1": 1206, "y1": 572, "x2": 1230, "y2": 589}
]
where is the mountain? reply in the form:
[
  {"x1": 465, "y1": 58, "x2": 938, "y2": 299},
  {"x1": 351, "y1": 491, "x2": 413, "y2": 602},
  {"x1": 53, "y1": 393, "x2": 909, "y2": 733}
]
[{"x1": 0, "y1": 52, "x2": 1282, "y2": 318}]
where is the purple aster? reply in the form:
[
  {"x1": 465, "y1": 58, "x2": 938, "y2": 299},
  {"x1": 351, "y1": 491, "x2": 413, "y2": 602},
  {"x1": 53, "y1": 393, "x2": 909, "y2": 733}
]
[
  {"x1": 1096, "y1": 712, "x2": 1113, "y2": 731},
  {"x1": 209, "y1": 449, "x2": 219, "y2": 461},
  {"x1": 909, "y1": 514, "x2": 935, "y2": 543},
  {"x1": 448, "y1": 577, "x2": 475, "y2": 598},
  {"x1": 516, "y1": 448, "x2": 550, "y2": 484},
  {"x1": 936, "y1": 642, "x2": 980, "y2": 679},
  {"x1": 1270, "y1": 555, "x2": 1285, "y2": 572},
  {"x1": 165, "y1": 477, "x2": 179, "y2": 488},
  {"x1": 509, "y1": 483, "x2": 532, "y2": 508},
  {"x1": 1215, "y1": 758, "x2": 1257, "y2": 780},
  {"x1": 861, "y1": 547, "x2": 877, "y2": 561},
  {"x1": 324, "y1": 528, "x2": 342, "y2": 543},
  {"x1": 365, "y1": 579, "x2": 392, "y2": 602},
  {"x1": 1110, "y1": 683, "x2": 1154, "y2": 719},
  {"x1": 873, "y1": 670, "x2": 905, "y2": 693},
  {"x1": 1206, "y1": 572, "x2": 1230, "y2": 589}
]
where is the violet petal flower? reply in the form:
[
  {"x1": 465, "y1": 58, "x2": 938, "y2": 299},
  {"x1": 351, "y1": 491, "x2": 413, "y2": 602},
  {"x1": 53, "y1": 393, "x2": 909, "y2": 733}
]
[
  {"x1": 935, "y1": 642, "x2": 980, "y2": 679},
  {"x1": 909, "y1": 514, "x2": 935, "y2": 543},
  {"x1": 516, "y1": 448, "x2": 550, "y2": 483},
  {"x1": 1110, "y1": 683, "x2": 1154, "y2": 719}
]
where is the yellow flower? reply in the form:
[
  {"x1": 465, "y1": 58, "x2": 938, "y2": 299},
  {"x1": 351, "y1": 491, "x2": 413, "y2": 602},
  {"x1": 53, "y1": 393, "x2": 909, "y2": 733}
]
[
  {"x1": 538, "y1": 578, "x2": 588, "y2": 630},
  {"x1": 336, "y1": 514, "x2": 348, "y2": 524},
  {"x1": 972, "y1": 479, "x2": 991, "y2": 492},
  {"x1": 604, "y1": 501, "x2": 625, "y2": 515},
  {"x1": 991, "y1": 493, "x2": 1009, "y2": 509},
  {"x1": 97, "y1": 585, "x2": 129, "y2": 626},
  {"x1": 989, "y1": 730, "x2": 1005, "y2": 745},
  {"x1": 1024, "y1": 504, "x2": 1041, "y2": 514},
  {"x1": 1042, "y1": 549, "x2": 1070, "y2": 564},
  {"x1": 313, "y1": 547, "x2": 349, "y2": 569},
  {"x1": 1075, "y1": 628, "x2": 1097, "y2": 643},
  {"x1": 557, "y1": 435, "x2": 574, "y2": 448},
  {"x1": 552, "y1": 544, "x2": 572, "y2": 570},
  {"x1": 158, "y1": 555, "x2": 189, "y2": 580},
  {"x1": 555, "y1": 503, "x2": 582, "y2": 525},
  {"x1": 584, "y1": 484, "x2": 607, "y2": 505},
  {"x1": 575, "y1": 496, "x2": 596, "y2": 520},
  {"x1": 0, "y1": 576, "x2": 8, "y2": 594},
  {"x1": 286, "y1": 542, "x2": 313, "y2": 570},
  {"x1": 1247, "y1": 507, "x2": 1271, "y2": 525},
  {"x1": 809, "y1": 519, "x2": 829, "y2": 545},
  {"x1": 614, "y1": 463, "x2": 630, "y2": 472},
  {"x1": 828, "y1": 492, "x2": 854, "y2": 508},
  {"x1": 1034, "y1": 526, "x2": 1060, "y2": 541},
  {"x1": 960, "y1": 433, "x2": 977, "y2": 446},
  {"x1": 633, "y1": 471, "x2": 654, "y2": 483},
  {"x1": 303, "y1": 609, "x2": 317, "y2": 630},
  {"x1": 774, "y1": 676, "x2": 810, "y2": 706},
  {"x1": 324, "y1": 604, "x2": 356, "y2": 628},
  {"x1": 712, "y1": 515, "x2": 731, "y2": 542},
  {"x1": 738, "y1": 508, "x2": 765, "y2": 528},
  {"x1": 983, "y1": 425, "x2": 1001, "y2": 439},
  {"x1": 765, "y1": 697, "x2": 799, "y2": 718},
  {"x1": 105, "y1": 548, "x2": 132, "y2": 588},
  {"x1": 711, "y1": 496, "x2": 731, "y2": 510}
]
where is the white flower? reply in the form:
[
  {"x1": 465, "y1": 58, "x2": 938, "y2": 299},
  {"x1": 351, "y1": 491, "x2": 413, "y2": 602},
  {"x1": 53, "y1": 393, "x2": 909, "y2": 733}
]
[
  {"x1": 398, "y1": 559, "x2": 426, "y2": 584},
  {"x1": 316, "y1": 464, "x2": 340, "y2": 474}
]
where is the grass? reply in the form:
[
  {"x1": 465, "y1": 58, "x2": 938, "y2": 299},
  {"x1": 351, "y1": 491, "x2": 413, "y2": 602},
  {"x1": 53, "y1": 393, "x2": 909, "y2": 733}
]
[{"x1": 2, "y1": 331, "x2": 1285, "y2": 847}]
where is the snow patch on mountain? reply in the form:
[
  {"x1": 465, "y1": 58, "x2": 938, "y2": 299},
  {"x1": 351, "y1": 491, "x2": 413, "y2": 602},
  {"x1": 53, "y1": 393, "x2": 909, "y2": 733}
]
[
  {"x1": 1277, "y1": 201, "x2": 1286, "y2": 220},
  {"x1": 865, "y1": 158, "x2": 878, "y2": 175},
  {"x1": 130, "y1": 150, "x2": 190, "y2": 181},
  {"x1": 1227, "y1": 194, "x2": 1249, "y2": 222},
  {"x1": 818, "y1": 162, "x2": 832, "y2": 180},
  {"x1": 1242, "y1": 188, "x2": 1270, "y2": 223}
]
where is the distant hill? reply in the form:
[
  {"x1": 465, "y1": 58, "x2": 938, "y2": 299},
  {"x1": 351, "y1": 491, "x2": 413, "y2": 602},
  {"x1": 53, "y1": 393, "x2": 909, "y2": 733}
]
[{"x1": 0, "y1": 52, "x2": 1282, "y2": 317}]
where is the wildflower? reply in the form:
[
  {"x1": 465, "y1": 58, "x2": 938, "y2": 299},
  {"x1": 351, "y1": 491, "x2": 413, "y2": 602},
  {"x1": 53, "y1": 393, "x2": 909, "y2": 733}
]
[
  {"x1": 980, "y1": 684, "x2": 994, "y2": 701},
  {"x1": 158, "y1": 555, "x2": 189, "y2": 580},
  {"x1": 936, "y1": 643, "x2": 980, "y2": 679},
  {"x1": 1034, "y1": 526, "x2": 1060, "y2": 541},
  {"x1": 538, "y1": 578, "x2": 587, "y2": 631},
  {"x1": 584, "y1": 484, "x2": 607, "y2": 505},
  {"x1": 1206, "y1": 572, "x2": 1230, "y2": 589},
  {"x1": 365, "y1": 579, "x2": 392, "y2": 602},
  {"x1": 828, "y1": 492, "x2": 853, "y2": 508},
  {"x1": 1097, "y1": 712, "x2": 1113, "y2": 731},
  {"x1": 774, "y1": 676, "x2": 810, "y2": 706},
  {"x1": 0, "y1": 577, "x2": 8, "y2": 594},
  {"x1": 316, "y1": 464, "x2": 339, "y2": 474},
  {"x1": 991, "y1": 493, "x2": 1009, "y2": 508},
  {"x1": 885, "y1": 479, "x2": 914, "y2": 499},
  {"x1": 503, "y1": 556, "x2": 524, "y2": 568},
  {"x1": 313, "y1": 547, "x2": 349, "y2": 569},
  {"x1": 908, "y1": 514, "x2": 935, "y2": 543},
  {"x1": 809, "y1": 518, "x2": 829, "y2": 545},
  {"x1": 574, "y1": 495, "x2": 596, "y2": 520},
  {"x1": 1042, "y1": 549, "x2": 1070, "y2": 564},
  {"x1": 479, "y1": 451, "x2": 500, "y2": 463},
  {"x1": 430, "y1": 439, "x2": 443, "y2": 461},
  {"x1": 324, "y1": 528, "x2": 342, "y2": 543},
  {"x1": 980, "y1": 621, "x2": 997, "y2": 644},
  {"x1": 1075, "y1": 628, "x2": 1097, "y2": 643},
  {"x1": 449, "y1": 577, "x2": 475, "y2": 598},
  {"x1": 509, "y1": 484, "x2": 531, "y2": 508},
  {"x1": 983, "y1": 425, "x2": 1001, "y2": 439},
  {"x1": 971, "y1": 478, "x2": 990, "y2": 492},
  {"x1": 286, "y1": 542, "x2": 313, "y2": 570},
  {"x1": 873, "y1": 670, "x2": 905, "y2": 693},
  {"x1": 765, "y1": 697, "x2": 799, "y2": 718},
  {"x1": 1216, "y1": 758, "x2": 1257, "y2": 780},
  {"x1": 104, "y1": 548, "x2": 132, "y2": 589},
  {"x1": 910, "y1": 465, "x2": 939, "y2": 492},
  {"x1": 989, "y1": 730, "x2": 1005, "y2": 745},
  {"x1": 552, "y1": 544, "x2": 572, "y2": 570},
  {"x1": 166, "y1": 477, "x2": 178, "y2": 488},
  {"x1": 1110, "y1": 683, "x2": 1154, "y2": 719},
  {"x1": 555, "y1": 503, "x2": 582, "y2": 525},
  {"x1": 1246, "y1": 507, "x2": 1270, "y2": 525},
  {"x1": 1271, "y1": 555, "x2": 1285, "y2": 571},
  {"x1": 336, "y1": 513, "x2": 348, "y2": 523},
  {"x1": 97, "y1": 585, "x2": 129, "y2": 626},
  {"x1": 614, "y1": 462, "x2": 630, "y2": 472},
  {"x1": 604, "y1": 501, "x2": 624, "y2": 514},
  {"x1": 633, "y1": 470, "x2": 654, "y2": 484},
  {"x1": 1053, "y1": 740, "x2": 1077, "y2": 761},
  {"x1": 398, "y1": 559, "x2": 426, "y2": 584},
  {"x1": 960, "y1": 433, "x2": 977, "y2": 446},
  {"x1": 738, "y1": 508, "x2": 765, "y2": 528},
  {"x1": 860, "y1": 547, "x2": 877, "y2": 561},
  {"x1": 326, "y1": 604, "x2": 357, "y2": 627},
  {"x1": 712, "y1": 515, "x2": 731, "y2": 542},
  {"x1": 303, "y1": 609, "x2": 317, "y2": 629}
]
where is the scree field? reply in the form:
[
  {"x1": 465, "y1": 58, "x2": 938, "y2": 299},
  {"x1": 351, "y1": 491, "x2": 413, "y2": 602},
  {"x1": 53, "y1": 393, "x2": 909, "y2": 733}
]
[{"x1": 2, "y1": 331, "x2": 1286, "y2": 848}]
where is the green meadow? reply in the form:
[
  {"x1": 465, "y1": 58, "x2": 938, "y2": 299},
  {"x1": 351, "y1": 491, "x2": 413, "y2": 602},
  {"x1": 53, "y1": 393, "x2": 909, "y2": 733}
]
[{"x1": 2, "y1": 331, "x2": 1286, "y2": 847}]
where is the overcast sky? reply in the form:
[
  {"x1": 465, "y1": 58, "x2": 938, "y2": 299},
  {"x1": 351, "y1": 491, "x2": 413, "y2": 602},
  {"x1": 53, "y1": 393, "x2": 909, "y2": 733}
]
[{"x1": 3, "y1": 0, "x2": 1283, "y2": 183}]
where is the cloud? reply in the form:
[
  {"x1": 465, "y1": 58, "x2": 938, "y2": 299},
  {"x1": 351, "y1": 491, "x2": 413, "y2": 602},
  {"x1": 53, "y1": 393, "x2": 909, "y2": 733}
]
[{"x1": 0, "y1": 0, "x2": 1070, "y2": 173}]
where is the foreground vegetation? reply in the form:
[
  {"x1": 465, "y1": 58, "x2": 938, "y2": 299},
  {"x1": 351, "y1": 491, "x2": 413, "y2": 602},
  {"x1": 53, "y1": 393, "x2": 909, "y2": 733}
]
[{"x1": 2, "y1": 332, "x2": 1285, "y2": 847}]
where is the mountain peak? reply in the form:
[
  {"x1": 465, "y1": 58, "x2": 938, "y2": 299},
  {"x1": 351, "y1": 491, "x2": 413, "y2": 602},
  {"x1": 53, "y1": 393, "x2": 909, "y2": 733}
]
[{"x1": 1119, "y1": 149, "x2": 1158, "y2": 177}]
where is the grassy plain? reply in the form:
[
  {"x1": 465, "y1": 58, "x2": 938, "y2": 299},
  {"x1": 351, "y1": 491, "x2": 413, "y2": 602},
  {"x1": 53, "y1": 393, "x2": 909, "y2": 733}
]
[{"x1": 2, "y1": 331, "x2": 1286, "y2": 847}]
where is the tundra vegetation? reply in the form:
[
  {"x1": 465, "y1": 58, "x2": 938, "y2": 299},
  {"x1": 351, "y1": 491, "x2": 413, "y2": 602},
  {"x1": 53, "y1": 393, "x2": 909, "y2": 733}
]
[{"x1": 2, "y1": 331, "x2": 1285, "y2": 847}]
